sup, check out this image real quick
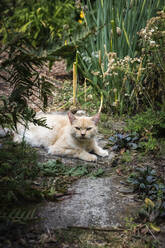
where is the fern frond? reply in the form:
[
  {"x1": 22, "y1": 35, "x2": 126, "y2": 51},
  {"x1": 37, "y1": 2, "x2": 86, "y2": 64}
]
[
  {"x1": 0, "y1": 207, "x2": 37, "y2": 223},
  {"x1": 0, "y1": 35, "x2": 54, "y2": 130}
]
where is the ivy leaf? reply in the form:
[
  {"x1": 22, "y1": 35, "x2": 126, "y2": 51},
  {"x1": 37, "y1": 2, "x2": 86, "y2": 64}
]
[
  {"x1": 140, "y1": 183, "x2": 146, "y2": 189},
  {"x1": 116, "y1": 134, "x2": 124, "y2": 139},
  {"x1": 126, "y1": 136, "x2": 132, "y2": 142},
  {"x1": 162, "y1": 201, "x2": 165, "y2": 209},
  {"x1": 109, "y1": 136, "x2": 116, "y2": 142},
  {"x1": 153, "y1": 183, "x2": 159, "y2": 190},
  {"x1": 146, "y1": 176, "x2": 154, "y2": 183},
  {"x1": 128, "y1": 142, "x2": 138, "y2": 149},
  {"x1": 112, "y1": 145, "x2": 119, "y2": 151}
]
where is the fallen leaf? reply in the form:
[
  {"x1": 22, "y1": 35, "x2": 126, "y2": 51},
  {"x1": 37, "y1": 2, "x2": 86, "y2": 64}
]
[
  {"x1": 116, "y1": 169, "x2": 122, "y2": 176},
  {"x1": 150, "y1": 223, "x2": 160, "y2": 232},
  {"x1": 145, "y1": 198, "x2": 155, "y2": 208}
]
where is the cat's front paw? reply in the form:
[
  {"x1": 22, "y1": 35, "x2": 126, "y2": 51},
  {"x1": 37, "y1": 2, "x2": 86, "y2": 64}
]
[
  {"x1": 86, "y1": 154, "x2": 97, "y2": 162},
  {"x1": 95, "y1": 148, "x2": 109, "y2": 157},
  {"x1": 79, "y1": 153, "x2": 97, "y2": 162},
  {"x1": 48, "y1": 146, "x2": 56, "y2": 154},
  {"x1": 99, "y1": 149, "x2": 109, "y2": 157}
]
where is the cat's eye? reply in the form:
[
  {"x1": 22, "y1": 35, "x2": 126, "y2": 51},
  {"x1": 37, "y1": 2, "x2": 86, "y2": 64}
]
[
  {"x1": 75, "y1": 127, "x2": 81, "y2": 130},
  {"x1": 86, "y1": 127, "x2": 92, "y2": 131}
]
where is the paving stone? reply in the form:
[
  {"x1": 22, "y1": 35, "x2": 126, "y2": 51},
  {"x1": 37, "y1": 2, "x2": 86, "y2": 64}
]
[{"x1": 38, "y1": 176, "x2": 138, "y2": 230}]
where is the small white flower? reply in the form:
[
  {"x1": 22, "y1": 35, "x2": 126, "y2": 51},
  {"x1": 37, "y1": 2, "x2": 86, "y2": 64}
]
[{"x1": 150, "y1": 40, "x2": 156, "y2": 47}]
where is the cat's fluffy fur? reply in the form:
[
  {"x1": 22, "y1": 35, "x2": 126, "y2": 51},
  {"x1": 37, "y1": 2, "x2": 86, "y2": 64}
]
[{"x1": 14, "y1": 111, "x2": 108, "y2": 161}]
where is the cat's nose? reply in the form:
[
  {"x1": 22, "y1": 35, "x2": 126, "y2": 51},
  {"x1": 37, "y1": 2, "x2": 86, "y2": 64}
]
[{"x1": 81, "y1": 133, "x2": 85, "y2": 137}]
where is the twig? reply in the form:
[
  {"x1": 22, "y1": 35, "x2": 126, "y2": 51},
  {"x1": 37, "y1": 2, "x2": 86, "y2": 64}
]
[{"x1": 146, "y1": 224, "x2": 158, "y2": 242}]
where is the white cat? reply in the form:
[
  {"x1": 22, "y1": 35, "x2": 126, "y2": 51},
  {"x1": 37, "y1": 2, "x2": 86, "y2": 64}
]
[{"x1": 13, "y1": 111, "x2": 108, "y2": 161}]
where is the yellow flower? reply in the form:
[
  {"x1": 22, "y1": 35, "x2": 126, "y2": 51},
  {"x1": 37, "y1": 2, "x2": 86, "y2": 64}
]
[
  {"x1": 65, "y1": 40, "x2": 67, "y2": 45},
  {"x1": 78, "y1": 19, "x2": 82, "y2": 24},
  {"x1": 80, "y1": 10, "x2": 84, "y2": 19}
]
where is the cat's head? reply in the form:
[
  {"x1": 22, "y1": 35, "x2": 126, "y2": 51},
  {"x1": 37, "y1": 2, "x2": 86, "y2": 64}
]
[{"x1": 68, "y1": 112, "x2": 99, "y2": 140}]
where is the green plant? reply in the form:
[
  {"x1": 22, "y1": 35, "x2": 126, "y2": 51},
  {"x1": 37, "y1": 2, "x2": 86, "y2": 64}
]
[
  {"x1": 38, "y1": 160, "x2": 104, "y2": 178},
  {"x1": 0, "y1": 35, "x2": 54, "y2": 130},
  {"x1": 0, "y1": 138, "x2": 42, "y2": 206},
  {"x1": 140, "y1": 137, "x2": 158, "y2": 153},
  {"x1": 128, "y1": 166, "x2": 165, "y2": 222},
  {"x1": 0, "y1": 207, "x2": 37, "y2": 224},
  {"x1": 138, "y1": 10, "x2": 165, "y2": 111},
  {"x1": 121, "y1": 150, "x2": 132, "y2": 163},
  {"x1": 77, "y1": 0, "x2": 164, "y2": 114},
  {"x1": 38, "y1": 159, "x2": 68, "y2": 176},
  {"x1": 38, "y1": 160, "x2": 89, "y2": 177},
  {"x1": 109, "y1": 132, "x2": 139, "y2": 151},
  {"x1": 126, "y1": 108, "x2": 165, "y2": 152},
  {"x1": 128, "y1": 167, "x2": 157, "y2": 198},
  {"x1": 0, "y1": 0, "x2": 80, "y2": 49},
  {"x1": 91, "y1": 168, "x2": 104, "y2": 178},
  {"x1": 139, "y1": 198, "x2": 165, "y2": 223},
  {"x1": 66, "y1": 166, "x2": 89, "y2": 177}
]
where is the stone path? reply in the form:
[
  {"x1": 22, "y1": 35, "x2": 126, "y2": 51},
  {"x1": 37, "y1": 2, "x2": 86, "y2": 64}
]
[{"x1": 38, "y1": 175, "x2": 138, "y2": 231}]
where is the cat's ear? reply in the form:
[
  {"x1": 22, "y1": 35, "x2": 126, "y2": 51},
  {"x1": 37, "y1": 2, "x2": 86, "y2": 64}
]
[
  {"x1": 68, "y1": 111, "x2": 76, "y2": 124},
  {"x1": 91, "y1": 113, "x2": 100, "y2": 125}
]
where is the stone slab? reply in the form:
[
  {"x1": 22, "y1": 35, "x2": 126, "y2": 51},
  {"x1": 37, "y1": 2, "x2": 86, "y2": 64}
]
[{"x1": 38, "y1": 177, "x2": 137, "y2": 230}]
